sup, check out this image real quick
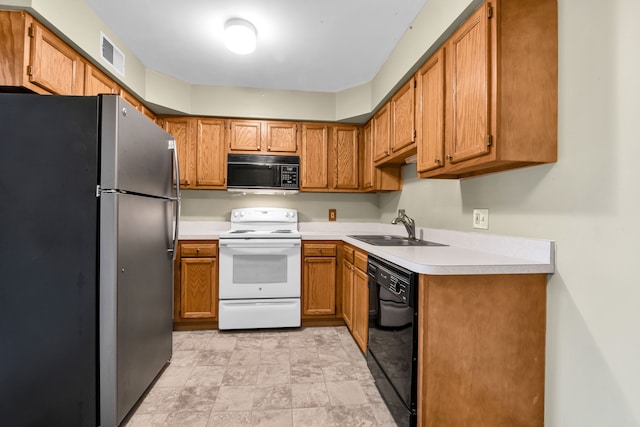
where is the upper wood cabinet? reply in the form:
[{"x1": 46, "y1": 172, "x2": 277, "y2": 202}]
[
  {"x1": 417, "y1": 0, "x2": 557, "y2": 179},
  {"x1": 195, "y1": 118, "x2": 227, "y2": 188},
  {"x1": 162, "y1": 116, "x2": 227, "y2": 190},
  {"x1": 0, "y1": 11, "x2": 84, "y2": 95},
  {"x1": 372, "y1": 103, "x2": 391, "y2": 163},
  {"x1": 416, "y1": 48, "x2": 446, "y2": 174},
  {"x1": 332, "y1": 125, "x2": 360, "y2": 190},
  {"x1": 300, "y1": 123, "x2": 329, "y2": 190},
  {"x1": 84, "y1": 63, "x2": 118, "y2": 95},
  {"x1": 363, "y1": 121, "x2": 402, "y2": 192},
  {"x1": 229, "y1": 119, "x2": 298, "y2": 154},
  {"x1": 300, "y1": 123, "x2": 362, "y2": 192},
  {"x1": 163, "y1": 117, "x2": 195, "y2": 187}
]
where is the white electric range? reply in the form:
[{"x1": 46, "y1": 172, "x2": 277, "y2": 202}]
[{"x1": 218, "y1": 208, "x2": 301, "y2": 330}]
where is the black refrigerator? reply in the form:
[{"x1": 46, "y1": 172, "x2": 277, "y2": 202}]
[{"x1": 0, "y1": 94, "x2": 180, "y2": 426}]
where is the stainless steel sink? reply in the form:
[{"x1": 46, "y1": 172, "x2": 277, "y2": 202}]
[{"x1": 348, "y1": 235, "x2": 447, "y2": 247}]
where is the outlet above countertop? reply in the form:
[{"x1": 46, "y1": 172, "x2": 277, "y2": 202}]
[{"x1": 178, "y1": 220, "x2": 555, "y2": 276}]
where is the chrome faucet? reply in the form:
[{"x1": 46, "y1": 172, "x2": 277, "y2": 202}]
[{"x1": 391, "y1": 209, "x2": 416, "y2": 240}]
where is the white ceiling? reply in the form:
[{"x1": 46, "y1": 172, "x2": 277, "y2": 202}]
[{"x1": 84, "y1": 0, "x2": 429, "y2": 93}]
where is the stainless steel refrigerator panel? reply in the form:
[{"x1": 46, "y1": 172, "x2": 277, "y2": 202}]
[
  {"x1": 100, "y1": 193, "x2": 173, "y2": 426},
  {"x1": 100, "y1": 95, "x2": 176, "y2": 198}
]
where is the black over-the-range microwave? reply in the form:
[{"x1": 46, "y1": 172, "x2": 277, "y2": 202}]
[{"x1": 226, "y1": 154, "x2": 300, "y2": 193}]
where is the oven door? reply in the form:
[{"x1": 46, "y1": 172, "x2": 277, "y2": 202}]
[{"x1": 218, "y1": 238, "x2": 301, "y2": 299}]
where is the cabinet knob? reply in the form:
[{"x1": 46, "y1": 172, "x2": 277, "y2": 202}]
[
  {"x1": 445, "y1": 155, "x2": 452, "y2": 161},
  {"x1": 435, "y1": 158, "x2": 441, "y2": 164},
  {"x1": 384, "y1": 150, "x2": 389, "y2": 154},
  {"x1": 257, "y1": 145, "x2": 261, "y2": 150},
  {"x1": 267, "y1": 146, "x2": 271, "y2": 151},
  {"x1": 196, "y1": 248, "x2": 200, "y2": 253}
]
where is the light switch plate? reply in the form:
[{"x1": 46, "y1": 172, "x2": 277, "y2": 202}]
[{"x1": 473, "y1": 209, "x2": 489, "y2": 229}]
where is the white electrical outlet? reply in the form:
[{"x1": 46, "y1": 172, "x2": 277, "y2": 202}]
[{"x1": 473, "y1": 209, "x2": 489, "y2": 230}]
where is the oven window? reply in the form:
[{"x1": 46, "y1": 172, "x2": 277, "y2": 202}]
[{"x1": 232, "y1": 254, "x2": 287, "y2": 283}]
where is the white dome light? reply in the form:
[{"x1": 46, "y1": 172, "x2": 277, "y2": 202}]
[{"x1": 224, "y1": 18, "x2": 257, "y2": 55}]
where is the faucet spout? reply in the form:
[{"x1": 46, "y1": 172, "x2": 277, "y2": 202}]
[{"x1": 391, "y1": 209, "x2": 416, "y2": 240}]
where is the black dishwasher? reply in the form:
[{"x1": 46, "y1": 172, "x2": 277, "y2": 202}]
[{"x1": 367, "y1": 255, "x2": 418, "y2": 427}]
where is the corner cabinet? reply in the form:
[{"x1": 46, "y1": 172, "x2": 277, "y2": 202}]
[
  {"x1": 417, "y1": 273, "x2": 547, "y2": 426},
  {"x1": 173, "y1": 241, "x2": 219, "y2": 330},
  {"x1": 416, "y1": 0, "x2": 558, "y2": 179}
]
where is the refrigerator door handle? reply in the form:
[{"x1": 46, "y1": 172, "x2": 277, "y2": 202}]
[{"x1": 168, "y1": 139, "x2": 181, "y2": 260}]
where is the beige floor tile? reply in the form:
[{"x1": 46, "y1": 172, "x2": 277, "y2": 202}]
[
  {"x1": 321, "y1": 361, "x2": 360, "y2": 382},
  {"x1": 234, "y1": 335, "x2": 263, "y2": 350},
  {"x1": 251, "y1": 409, "x2": 293, "y2": 427},
  {"x1": 290, "y1": 361, "x2": 325, "y2": 384},
  {"x1": 206, "y1": 336, "x2": 238, "y2": 351},
  {"x1": 289, "y1": 347, "x2": 319, "y2": 365},
  {"x1": 317, "y1": 345, "x2": 351, "y2": 363},
  {"x1": 256, "y1": 364, "x2": 290, "y2": 385},
  {"x1": 329, "y1": 405, "x2": 379, "y2": 427},
  {"x1": 292, "y1": 407, "x2": 336, "y2": 427},
  {"x1": 154, "y1": 366, "x2": 194, "y2": 387},
  {"x1": 163, "y1": 411, "x2": 210, "y2": 427},
  {"x1": 325, "y1": 381, "x2": 368, "y2": 406},
  {"x1": 196, "y1": 350, "x2": 232, "y2": 366},
  {"x1": 123, "y1": 412, "x2": 168, "y2": 427},
  {"x1": 288, "y1": 335, "x2": 317, "y2": 349},
  {"x1": 185, "y1": 365, "x2": 227, "y2": 387},
  {"x1": 172, "y1": 386, "x2": 219, "y2": 413},
  {"x1": 229, "y1": 350, "x2": 262, "y2": 366},
  {"x1": 170, "y1": 350, "x2": 200, "y2": 367},
  {"x1": 212, "y1": 385, "x2": 255, "y2": 412},
  {"x1": 206, "y1": 410, "x2": 252, "y2": 426},
  {"x1": 178, "y1": 337, "x2": 212, "y2": 351},
  {"x1": 135, "y1": 386, "x2": 182, "y2": 414},
  {"x1": 252, "y1": 384, "x2": 292, "y2": 410},
  {"x1": 261, "y1": 335, "x2": 290, "y2": 350},
  {"x1": 290, "y1": 382, "x2": 330, "y2": 409},
  {"x1": 360, "y1": 381, "x2": 385, "y2": 404},
  {"x1": 222, "y1": 365, "x2": 259, "y2": 386},
  {"x1": 260, "y1": 349, "x2": 290, "y2": 365}
]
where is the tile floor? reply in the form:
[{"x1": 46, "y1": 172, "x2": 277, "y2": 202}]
[{"x1": 123, "y1": 326, "x2": 398, "y2": 427}]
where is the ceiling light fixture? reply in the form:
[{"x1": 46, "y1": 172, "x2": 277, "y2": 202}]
[{"x1": 224, "y1": 18, "x2": 257, "y2": 55}]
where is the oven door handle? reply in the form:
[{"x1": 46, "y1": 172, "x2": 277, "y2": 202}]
[{"x1": 219, "y1": 241, "x2": 300, "y2": 249}]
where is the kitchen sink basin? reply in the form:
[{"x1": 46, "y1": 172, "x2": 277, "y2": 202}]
[{"x1": 348, "y1": 235, "x2": 447, "y2": 247}]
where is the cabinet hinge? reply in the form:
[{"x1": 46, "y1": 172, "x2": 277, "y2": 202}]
[
  {"x1": 413, "y1": 130, "x2": 417, "y2": 139},
  {"x1": 486, "y1": 134, "x2": 493, "y2": 146},
  {"x1": 413, "y1": 79, "x2": 417, "y2": 88},
  {"x1": 28, "y1": 25, "x2": 34, "y2": 37},
  {"x1": 26, "y1": 65, "x2": 33, "y2": 76},
  {"x1": 488, "y1": 4, "x2": 493, "y2": 19}
]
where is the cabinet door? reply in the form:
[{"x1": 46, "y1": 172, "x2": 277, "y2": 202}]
[
  {"x1": 196, "y1": 118, "x2": 227, "y2": 187},
  {"x1": 342, "y1": 259, "x2": 354, "y2": 330},
  {"x1": 300, "y1": 123, "x2": 329, "y2": 190},
  {"x1": 164, "y1": 117, "x2": 194, "y2": 187},
  {"x1": 447, "y1": 4, "x2": 491, "y2": 164},
  {"x1": 265, "y1": 121, "x2": 298, "y2": 153},
  {"x1": 417, "y1": 49, "x2": 446, "y2": 173},
  {"x1": 229, "y1": 120, "x2": 262, "y2": 151},
  {"x1": 352, "y1": 267, "x2": 369, "y2": 353},
  {"x1": 391, "y1": 78, "x2": 416, "y2": 153},
  {"x1": 180, "y1": 257, "x2": 217, "y2": 319},
  {"x1": 362, "y1": 122, "x2": 374, "y2": 190},
  {"x1": 373, "y1": 103, "x2": 391, "y2": 162},
  {"x1": 303, "y1": 256, "x2": 336, "y2": 316},
  {"x1": 333, "y1": 125, "x2": 360, "y2": 190},
  {"x1": 84, "y1": 63, "x2": 117, "y2": 95},
  {"x1": 29, "y1": 21, "x2": 84, "y2": 95}
]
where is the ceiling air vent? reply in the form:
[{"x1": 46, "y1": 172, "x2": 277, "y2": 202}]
[{"x1": 100, "y1": 32, "x2": 125, "y2": 76}]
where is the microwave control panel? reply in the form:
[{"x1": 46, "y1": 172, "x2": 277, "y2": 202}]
[{"x1": 280, "y1": 166, "x2": 299, "y2": 187}]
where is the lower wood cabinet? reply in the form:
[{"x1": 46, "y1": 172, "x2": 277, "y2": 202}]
[
  {"x1": 351, "y1": 250, "x2": 369, "y2": 353},
  {"x1": 174, "y1": 240, "x2": 218, "y2": 330},
  {"x1": 302, "y1": 242, "x2": 348, "y2": 326},
  {"x1": 341, "y1": 244, "x2": 368, "y2": 352},
  {"x1": 417, "y1": 273, "x2": 546, "y2": 426}
]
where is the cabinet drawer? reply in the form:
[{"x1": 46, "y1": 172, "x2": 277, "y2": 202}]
[
  {"x1": 181, "y1": 243, "x2": 217, "y2": 257},
  {"x1": 304, "y1": 243, "x2": 337, "y2": 257},
  {"x1": 354, "y1": 251, "x2": 368, "y2": 272},
  {"x1": 343, "y1": 245, "x2": 355, "y2": 263}
]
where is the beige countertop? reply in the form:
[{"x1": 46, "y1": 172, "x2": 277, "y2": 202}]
[{"x1": 178, "y1": 220, "x2": 555, "y2": 275}]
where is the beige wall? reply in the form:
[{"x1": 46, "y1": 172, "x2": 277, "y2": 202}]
[
  {"x1": 380, "y1": 0, "x2": 640, "y2": 424},
  {"x1": 180, "y1": 190, "x2": 380, "y2": 223}
]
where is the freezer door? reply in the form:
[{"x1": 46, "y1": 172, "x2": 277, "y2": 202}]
[
  {"x1": 100, "y1": 95, "x2": 177, "y2": 198},
  {"x1": 100, "y1": 192, "x2": 173, "y2": 427}
]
